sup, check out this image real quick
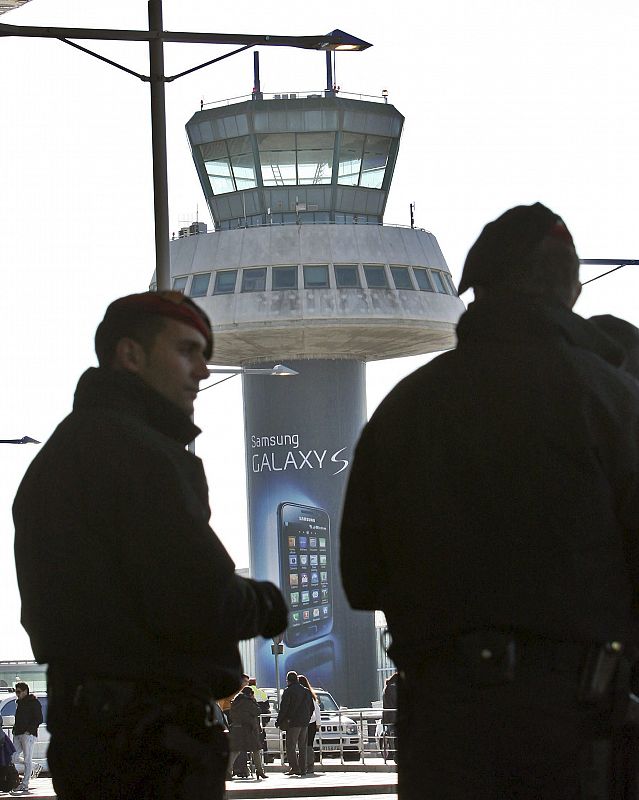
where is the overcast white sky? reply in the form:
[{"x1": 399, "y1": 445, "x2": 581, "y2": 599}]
[{"x1": 1, "y1": 0, "x2": 638, "y2": 658}]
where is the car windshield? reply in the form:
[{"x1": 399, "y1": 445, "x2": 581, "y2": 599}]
[
  {"x1": 267, "y1": 689, "x2": 339, "y2": 712},
  {"x1": 317, "y1": 692, "x2": 338, "y2": 712}
]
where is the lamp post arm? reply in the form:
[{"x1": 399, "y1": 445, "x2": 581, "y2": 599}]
[
  {"x1": 166, "y1": 43, "x2": 253, "y2": 82},
  {"x1": 0, "y1": 23, "x2": 371, "y2": 50},
  {"x1": 58, "y1": 37, "x2": 148, "y2": 81}
]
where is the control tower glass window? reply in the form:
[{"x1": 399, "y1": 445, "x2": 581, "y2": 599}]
[
  {"x1": 172, "y1": 276, "x2": 188, "y2": 292},
  {"x1": 338, "y1": 134, "x2": 391, "y2": 189},
  {"x1": 304, "y1": 265, "x2": 329, "y2": 289},
  {"x1": 413, "y1": 268, "x2": 435, "y2": 292},
  {"x1": 443, "y1": 273, "x2": 458, "y2": 295},
  {"x1": 298, "y1": 132, "x2": 334, "y2": 185},
  {"x1": 213, "y1": 270, "x2": 238, "y2": 294},
  {"x1": 335, "y1": 265, "x2": 360, "y2": 288},
  {"x1": 259, "y1": 133, "x2": 297, "y2": 186},
  {"x1": 431, "y1": 271, "x2": 448, "y2": 294},
  {"x1": 242, "y1": 268, "x2": 267, "y2": 293},
  {"x1": 201, "y1": 137, "x2": 257, "y2": 194},
  {"x1": 391, "y1": 266, "x2": 414, "y2": 290},
  {"x1": 273, "y1": 266, "x2": 298, "y2": 290},
  {"x1": 258, "y1": 132, "x2": 335, "y2": 186},
  {"x1": 190, "y1": 273, "x2": 211, "y2": 297},
  {"x1": 364, "y1": 265, "x2": 389, "y2": 288}
]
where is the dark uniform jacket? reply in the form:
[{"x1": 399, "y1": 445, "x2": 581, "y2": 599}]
[
  {"x1": 13, "y1": 694, "x2": 43, "y2": 736},
  {"x1": 228, "y1": 693, "x2": 263, "y2": 752},
  {"x1": 276, "y1": 681, "x2": 313, "y2": 728},
  {"x1": 13, "y1": 367, "x2": 287, "y2": 697},
  {"x1": 341, "y1": 299, "x2": 639, "y2": 666}
]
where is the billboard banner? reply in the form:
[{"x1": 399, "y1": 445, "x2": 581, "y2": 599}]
[{"x1": 243, "y1": 359, "x2": 377, "y2": 707}]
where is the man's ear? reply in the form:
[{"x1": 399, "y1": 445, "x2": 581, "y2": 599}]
[{"x1": 112, "y1": 337, "x2": 147, "y2": 374}]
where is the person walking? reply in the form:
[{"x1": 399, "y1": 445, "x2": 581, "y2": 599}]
[
  {"x1": 275, "y1": 671, "x2": 313, "y2": 776},
  {"x1": 298, "y1": 675, "x2": 321, "y2": 774},
  {"x1": 340, "y1": 203, "x2": 639, "y2": 799},
  {"x1": 248, "y1": 678, "x2": 271, "y2": 757},
  {"x1": 381, "y1": 672, "x2": 398, "y2": 763},
  {"x1": 226, "y1": 687, "x2": 267, "y2": 780},
  {"x1": 10, "y1": 683, "x2": 42, "y2": 795},
  {"x1": 13, "y1": 291, "x2": 287, "y2": 800}
]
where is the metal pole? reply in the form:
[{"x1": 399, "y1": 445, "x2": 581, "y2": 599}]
[
  {"x1": 274, "y1": 646, "x2": 281, "y2": 705},
  {"x1": 325, "y1": 51, "x2": 333, "y2": 96},
  {"x1": 148, "y1": 0, "x2": 171, "y2": 291},
  {"x1": 253, "y1": 51, "x2": 262, "y2": 99}
]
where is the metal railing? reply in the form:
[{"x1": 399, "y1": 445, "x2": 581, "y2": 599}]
[
  {"x1": 202, "y1": 89, "x2": 389, "y2": 110},
  {"x1": 259, "y1": 707, "x2": 397, "y2": 767}
]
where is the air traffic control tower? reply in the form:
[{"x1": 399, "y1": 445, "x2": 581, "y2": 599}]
[{"x1": 168, "y1": 80, "x2": 464, "y2": 706}]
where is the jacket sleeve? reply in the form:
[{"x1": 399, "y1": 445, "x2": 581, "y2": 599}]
[
  {"x1": 276, "y1": 689, "x2": 289, "y2": 726},
  {"x1": 340, "y1": 423, "x2": 386, "y2": 610},
  {"x1": 112, "y1": 443, "x2": 287, "y2": 650}
]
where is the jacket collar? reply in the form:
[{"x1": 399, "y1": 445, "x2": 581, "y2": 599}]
[
  {"x1": 73, "y1": 367, "x2": 201, "y2": 446},
  {"x1": 457, "y1": 298, "x2": 625, "y2": 369}
]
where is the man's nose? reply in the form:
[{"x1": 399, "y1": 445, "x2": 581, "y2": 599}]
[{"x1": 195, "y1": 358, "x2": 210, "y2": 380}]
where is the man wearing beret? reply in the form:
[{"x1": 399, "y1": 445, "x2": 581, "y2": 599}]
[
  {"x1": 341, "y1": 204, "x2": 639, "y2": 799},
  {"x1": 13, "y1": 291, "x2": 288, "y2": 799}
]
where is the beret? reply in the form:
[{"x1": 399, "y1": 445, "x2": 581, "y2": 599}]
[
  {"x1": 96, "y1": 290, "x2": 213, "y2": 360},
  {"x1": 459, "y1": 203, "x2": 574, "y2": 294}
]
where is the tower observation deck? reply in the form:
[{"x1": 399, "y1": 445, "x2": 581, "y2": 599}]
[
  {"x1": 169, "y1": 91, "x2": 464, "y2": 364},
  {"x1": 166, "y1": 88, "x2": 464, "y2": 707}
]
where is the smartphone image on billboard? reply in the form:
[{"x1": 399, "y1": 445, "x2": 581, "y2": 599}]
[{"x1": 278, "y1": 502, "x2": 332, "y2": 647}]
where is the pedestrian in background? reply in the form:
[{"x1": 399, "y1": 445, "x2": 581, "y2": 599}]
[
  {"x1": 275, "y1": 671, "x2": 313, "y2": 776},
  {"x1": 381, "y1": 672, "x2": 398, "y2": 763},
  {"x1": 341, "y1": 203, "x2": 639, "y2": 799},
  {"x1": 298, "y1": 675, "x2": 321, "y2": 774},
  {"x1": 10, "y1": 683, "x2": 42, "y2": 795},
  {"x1": 226, "y1": 687, "x2": 267, "y2": 780},
  {"x1": 13, "y1": 292, "x2": 287, "y2": 800},
  {"x1": 248, "y1": 677, "x2": 271, "y2": 755}
]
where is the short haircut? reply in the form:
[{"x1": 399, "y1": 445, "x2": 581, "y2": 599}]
[
  {"x1": 95, "y1": 311, "x2": 167, "y2": 367},
  {"x1": 14, "y1": 682, "x2": 29, "y2": 694},
  {"x1": 286, "y1": 671, "x2": 298, "y2": 683}
]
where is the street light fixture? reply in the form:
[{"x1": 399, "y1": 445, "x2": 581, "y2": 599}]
[
  {"x1": 199, "y1": 363, "x2": 298, "y2": 393},
  {"x1": 207, "y1": 364, "x2": 298, "y2": 377},
  {"x1": 0, "y1": 4, "x2": 372, "y2": 291},
  {"x1": 0, "y1": 436, "x2": 40, "y2": 444}
]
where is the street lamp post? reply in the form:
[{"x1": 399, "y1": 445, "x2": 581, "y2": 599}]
[
  {"x1": 0, "y1": 436, "x2": 40, "y2": 445},
  {"x1": 0, "y1": 4, "x2": 371, "y2": 291}
]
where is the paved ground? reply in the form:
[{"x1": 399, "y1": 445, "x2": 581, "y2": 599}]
[{"x1": 12, "y1": 765, "x2": 398, "y2": 798}]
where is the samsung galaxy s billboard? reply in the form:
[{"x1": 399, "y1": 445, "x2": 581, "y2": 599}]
[{"x1": 243, "y1": 359, "x2": 377, "y2": 707}]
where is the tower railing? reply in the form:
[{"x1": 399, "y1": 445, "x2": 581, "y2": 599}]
[{"x1": 201, "y1": 89, "x2": 390, "y2": 109}]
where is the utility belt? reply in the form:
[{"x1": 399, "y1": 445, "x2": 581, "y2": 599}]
[
  {"x1": 47, "y1": 668, "x2": 228, "y2": 755},
  {"x1": 410, "y1": 630, "x2": 635, "y2": 712},
  {"x1": 47, "y1": 670, "x2": 230, "y2": 797}
]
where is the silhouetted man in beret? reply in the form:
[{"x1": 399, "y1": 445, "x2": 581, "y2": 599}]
[
  {"x1": 14, "y1": 291, "x2": 288, "y2": 800},
  {"x1": 341, "y1": 204, "x2": 639, "y2": 799}
]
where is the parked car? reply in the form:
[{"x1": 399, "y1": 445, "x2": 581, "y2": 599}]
[
  {"x1": 0, "y1": 688, "x2": 49, "y2": 775},
  {"x1": 260, "y1": 687, "x2": 361, "y2": 762}
]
